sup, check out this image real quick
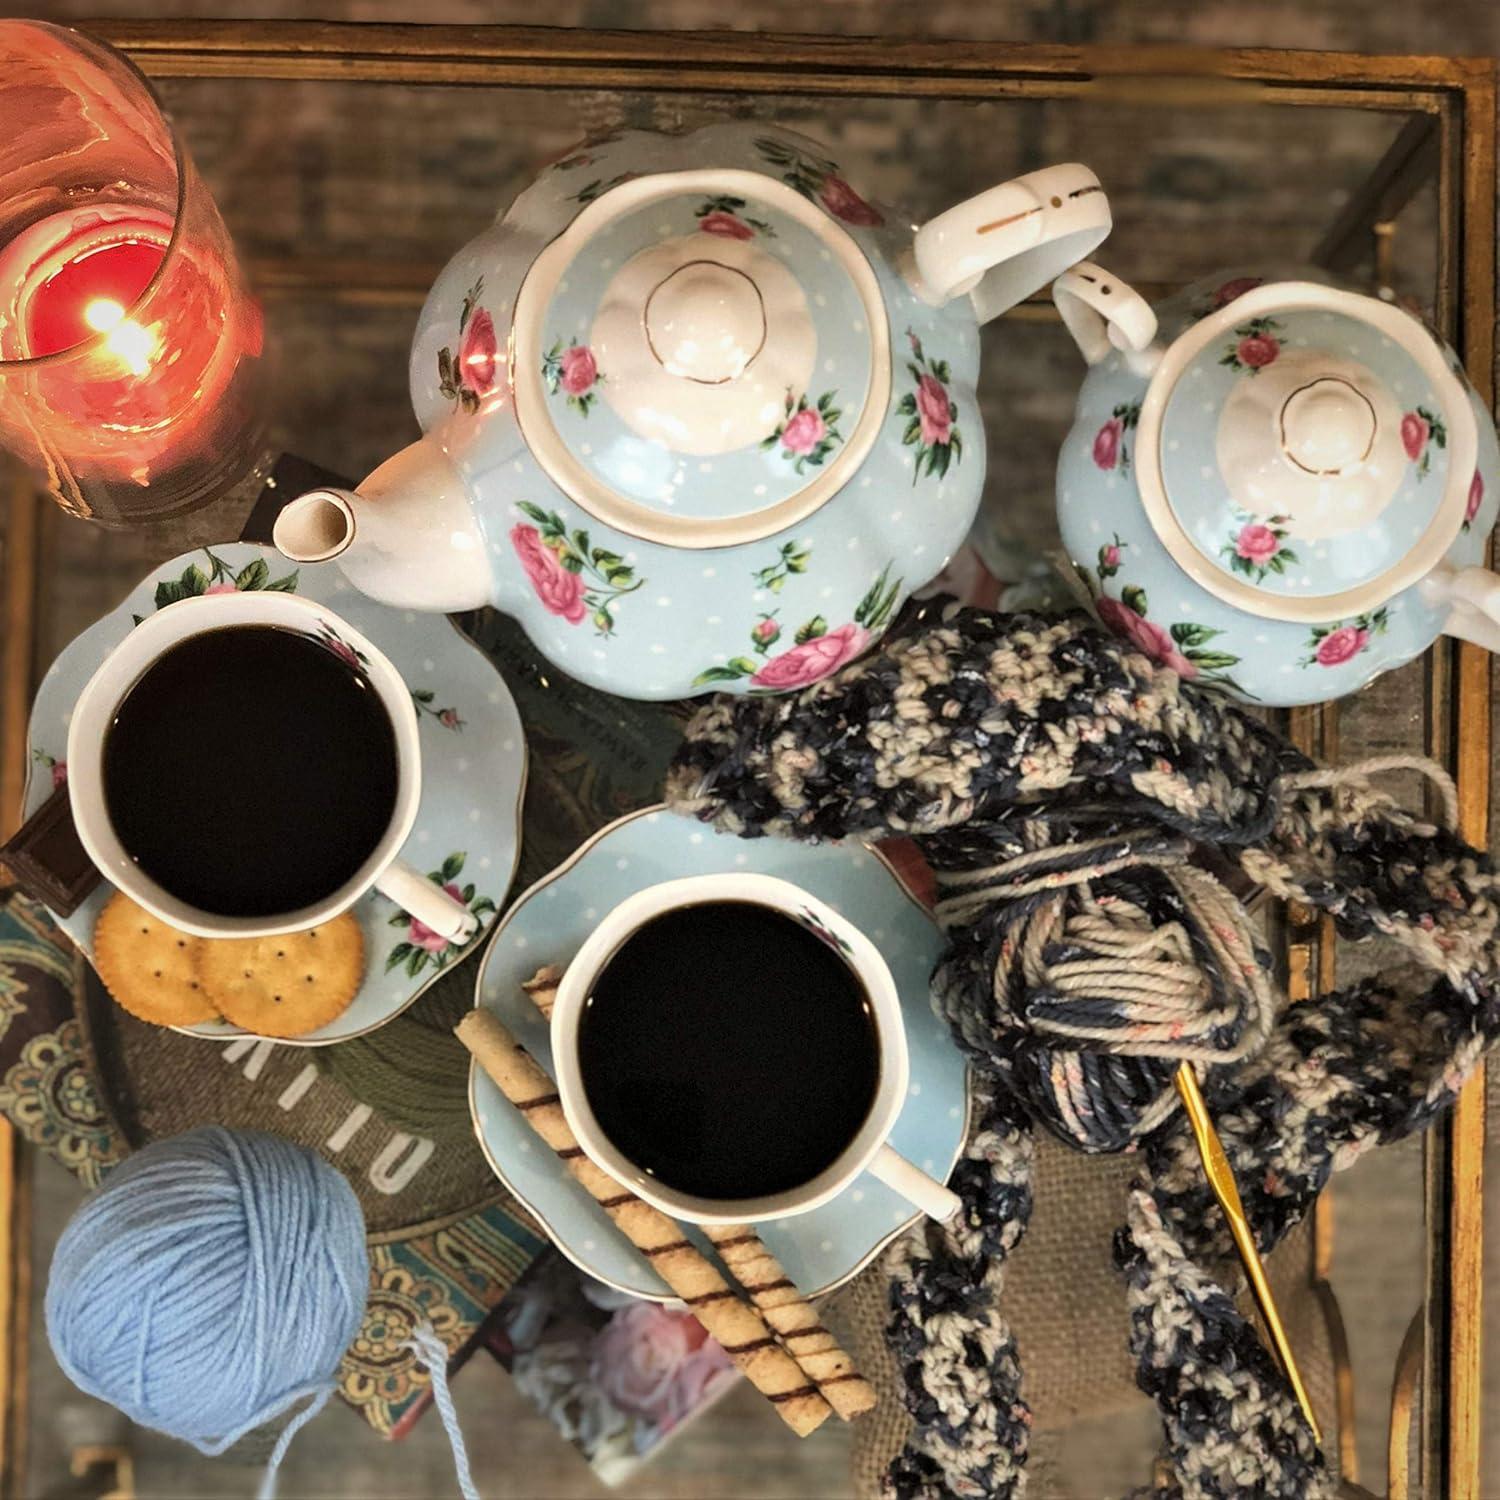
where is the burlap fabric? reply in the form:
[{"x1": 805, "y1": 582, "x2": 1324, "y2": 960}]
[{"x1": 832, "y1": 1133, "x2": 1338, "y2": 1499}]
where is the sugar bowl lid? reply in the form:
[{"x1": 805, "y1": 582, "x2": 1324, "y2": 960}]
[
  {"x1": 512, "y1": 168, "x2": 891, "y2": 550},
  {"x1": 1136, "y1": 282, "x2": 1478, "y2": 623}
]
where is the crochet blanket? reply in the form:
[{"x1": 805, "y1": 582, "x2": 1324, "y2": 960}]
[{"x1": 665, "y1": 606, "x2": 1498, "y2": 1499}]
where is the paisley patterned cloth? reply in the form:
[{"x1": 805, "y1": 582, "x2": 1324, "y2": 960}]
[{"x1": 0, "y1": 890, "x2": 544, "y2": 1438}]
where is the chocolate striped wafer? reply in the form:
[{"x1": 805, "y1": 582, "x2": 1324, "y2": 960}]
[
  {"x1": 518, "y1": 964, "x2": 874, "y2": 1421},
  {"x1": 702, "y1": 1224, "x2": 876, "y2": 1420},
  {"x1": 456, "y1": 1008, "x2": 832, "y2": 1436}
]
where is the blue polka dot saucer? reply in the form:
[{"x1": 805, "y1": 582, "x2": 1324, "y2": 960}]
[
  {"x1": 469, "y1": 805, "x2": 969, "y2": 1301},
  {"x1": 25, "y1": 543, "x2": 526, "y2": 1046}
]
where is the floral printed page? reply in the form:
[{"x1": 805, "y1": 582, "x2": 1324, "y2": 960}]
[{"x1": 481, "y1": 1252, "x2": 741, "y2": 1485}]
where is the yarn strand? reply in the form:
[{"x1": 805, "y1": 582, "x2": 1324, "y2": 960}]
[{"x1": 407, "y1": 1322, "x2": 480, "y2": 1500}]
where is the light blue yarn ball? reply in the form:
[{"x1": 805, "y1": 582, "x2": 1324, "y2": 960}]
[{"x1": 45, "y1": 1126, "x2": 368, "y2": 1458}]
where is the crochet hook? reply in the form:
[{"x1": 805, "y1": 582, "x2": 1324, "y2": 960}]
[{"x1": 1173, "y1": 1063, "x2": 1321, "y2": 1442}]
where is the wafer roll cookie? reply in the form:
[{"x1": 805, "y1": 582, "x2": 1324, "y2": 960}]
[
  {"x1": 704, "y1": 1225, "x2": 877, "y2": 1420},
  {"x1": 518, "y1": 966, "x2": 873, "y2": 1420},
  {"x1": 520, "y1": 963, "x2": 564, "y2": 1021},
  {"x1": 456, "y1": 1009, "x2": 832, "y2": 1436}
]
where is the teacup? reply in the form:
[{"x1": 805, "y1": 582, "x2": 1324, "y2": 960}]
[
  {"x1": 67, "y1": 589, "x2": 478, "y2": 942},
  {"x1": 550, "y1": 871, "x2": 961, "y2": 1225}
]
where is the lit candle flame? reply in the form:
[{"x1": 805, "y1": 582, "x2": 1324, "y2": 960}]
[{"x1": 84, "y1": 296, "x2": 156, "y2": 376}]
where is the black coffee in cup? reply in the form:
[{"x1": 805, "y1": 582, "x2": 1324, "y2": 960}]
[
  {"x1": 102, "y1": 624, "x2": 398, "y2": 917},
  {"x1": 576, "y1": 900, "x2": 880, "y2": 1200}
]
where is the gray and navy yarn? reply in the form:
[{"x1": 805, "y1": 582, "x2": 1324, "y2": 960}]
[{"x1": 666, "y1": 605, "x2": 1499, "y2": 1499}]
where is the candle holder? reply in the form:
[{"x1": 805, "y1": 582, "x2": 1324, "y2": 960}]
[{"x1": 0, "y1": 21, "x2": 271, "y2": 526}]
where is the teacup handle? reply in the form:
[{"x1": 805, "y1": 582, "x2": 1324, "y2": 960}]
[
  {"x1": 868, "y1": 1143, "x2": 962, "y2": 1222},
  {"x1": 913, "y1": 163, "x2": 1112, "y2": 325},
  {"x1": 376, "y1": 857, "x2": 479, "y2": 944},
  {"x1": 1052, "y1": 261, "x2": 1159, "y2": 366},
  {"x1": 1423, "y1": 562, "x2": 1500, "y2": 654}
]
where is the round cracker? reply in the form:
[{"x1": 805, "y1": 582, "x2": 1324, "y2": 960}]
[
  {"x1": 93, "y1": 893, "x2": 219, "y2": 1027},
  {"x1": 198, "y1": 913, "x2": 364, "y2": 1039}
]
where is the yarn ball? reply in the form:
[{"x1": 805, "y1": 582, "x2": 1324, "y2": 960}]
[{"x1": 46, "y1": 1127, "x2": 368, "y2": 1458}]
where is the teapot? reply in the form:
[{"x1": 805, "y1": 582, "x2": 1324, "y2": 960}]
[
  {"x1": 1054, "y1": 264, "x2": 1500, "y2": 706},
  {"x1": 274, "y1": 124, "x2": 1110, "y2": 699}
]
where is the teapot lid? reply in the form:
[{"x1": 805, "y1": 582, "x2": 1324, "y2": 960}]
[
  {"x1": 512, "y1": 168, "x2": 890, "y2": 550},
  {"x1": 1136, "y1": 282, "x2": 1477, "y2": 623}
]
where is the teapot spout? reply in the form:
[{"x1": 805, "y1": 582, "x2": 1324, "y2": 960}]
[{"x1": 272, "y1": 437, "x2": 491, "y2": 613}]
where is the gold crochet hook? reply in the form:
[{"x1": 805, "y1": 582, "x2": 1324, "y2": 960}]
[{"x1": 1174, "y1": 1064, "x2": 1321, "y2": 1443}]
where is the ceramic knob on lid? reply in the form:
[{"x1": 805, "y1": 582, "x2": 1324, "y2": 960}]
[
  {"x1": 1134, "y1": 282, "x2": 1478, "y2": 623},
  {"x1": 511, "y1": 168, "x2": 889, "y2": 549}
]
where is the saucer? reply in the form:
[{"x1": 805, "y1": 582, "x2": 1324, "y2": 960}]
[
  {"x1": 469, "y1": 806, "x2": 968, "y2": 1301},
  {"x1": 25, "y1": 543, "x2": 526, "y2": 1046}
]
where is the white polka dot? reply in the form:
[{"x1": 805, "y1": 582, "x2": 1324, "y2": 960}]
[
  {"x1": 615, "y1": 857, "x2": 629, "y2": 870},
  {"x1": 707, "y1": 616, "x2": 722, "y2": 625},
  {"x1": 650, "y1": 644, "x2": 666, "y2": 654},
  {"x1": 422, "y1": 658, "x2": 435, "y2": 672},
  {"x1": 698, "y1": 462, "x2": 712, "y2": 473},
  {"x1": 416, "y1": 830, "x2": 431, "y2": 844},
  {"x1": 518, "y1": 1140, "x2": 531, "y2": 1153},
  {"x1": 853, "y1": 319, "x2": 864, "y2": 333},
  {"x1": 514, "y1": 935, "x2": 529, "y2": 950},
  {"x1": 948, "y1": 1106, "x2": 961, "y2": 1120},
  {"x1": 889, "y1": 510, "x2": 903, "y2": 522},
  {"x1": 734, "y1": 853, "x2": 749, "y2": 866},
  {"x1": 479, "y1": 856, "x2": 493, "y2": 870},
  {"x1": 584, "y1": 907, "x2": 598, "y2": 921},
  {"x1": 487, "y1": 690, "x2": 502, "y2": 704},
  {"x1": 777, "y1": 1218, "x2": 793, "y2": 1229},
  {"x1": 820, "y1": 586, "x2": 835, "y2": 599},
  {"x1": 468, "y1": 808, "x2": 482, "y2": 822},
  {"x1": 543, "y1": 884, "x2": 557, "y2": 897},
  {"x1": 851, "y1": 1189, "x2": 865, "y2": 1204},
  {"x1": 655, "y1": 597, "x2": 673, "y2": 607},
  {"x1": 583, "y1": 1237, "x2": 597, "y2": 1251},
  {"x1": 689, "y1": 832, "x2": 704, "y2": 845},
  {"x1": 753, "y1": 484, "x2": 767, "y2": 497},
  {"x1": 846, "y1": 536, "x2": 859, "y2": 550},
  {"x1": 909, "y1": 1082, "x2": 922, "y2": 1097},
  {"x1": 872, "y1": 928, "x2": 885, "y2": 941},
  {"x1": 892, "y1": 1208, "x2": 908, "y2": 1224},
  {"x1": 822, "y1": 357, "x2": 835, "y2": 373},
  {"x1": 701, "y1": 567, "x2": 717, "y2": 578},
  {"x1": 501, "y1": 738, "x2": 516, "y2": 753},
  {"x1": 819, "y1": 1238, "x2": 834, "y2": 1252},
  {"x1": 457, "y1": 757, "x2": 470, "y2": 772},
  {"x1": 922, "y1": 1158, "x2": 935, "y2": 1172},
  {"x1": 404, "y1": 611, "x2": 417, "y2": 624}
]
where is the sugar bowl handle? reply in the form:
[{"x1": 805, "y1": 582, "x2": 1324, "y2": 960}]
[
  {"x1": 1052, "y1": 262, "x2": 1159, "y2": 367},
  {"x1": 913, "y1": 164, "x2": 1112, "y2": 325},
  {"x1": 1422, "y1": 563, "x2": 1500, "y2": 654}
]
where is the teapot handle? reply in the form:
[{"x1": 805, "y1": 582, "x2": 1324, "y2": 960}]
[
  {"x1": 1423, "y1": 563, "x2": 1500, "y2": 654},
  {"x1": 913, "y1": 163, "x2": 1111, "y2": 325},
  {"x1": 1052, "y1": 262, "x2": 1159, "y2": 366}
]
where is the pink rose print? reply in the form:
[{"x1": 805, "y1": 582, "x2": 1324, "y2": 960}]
[
  {"x1": 780, "y1": 404, "x2": 826, "y2": 456},
  {"x1": 33, "y1": 750, "x2": 66, "y2": 789},
  {"x1": 409, "y1": 882, "x2": 465, "y2": 952},
  {"x1": 1401, "y1": 411, "x2": 1430, "y2": 461},
  {"x1": 204, "y1": 581, "x2": 238, "y2": 595},
  {"x1": 437, "y1": 279, "x2": 493, "y2": 413},
  {"x1": 1212, "y1": 276, "x2": 1264, "y2": 309},
  {"x1": 1095, "y1": 595, "x2": 1198, "y2": 679},
  {"x1": 542, "y1": 339, "x2": 604, "y2": 415},
  {"x1": 1237, "y1": 333, "x2": 1279, "y2": 369},
  {"x1": 151, "y1": 548, "x2": 300, "y2": 610},
  {"x1": 1092, "y1": 417, "x2": 1122, "y2": 470},
  {"x1": 916, "y1": 374, "x2": 953, "y2": 448},
  {"x1": 385, "y1": 851, "x2": 496, "y2": 978},
  {"x1": 1315, "y1": 625, "x2": 1367, "y2": 666},
  {"x1": 1220, "y1": 316, "x2": 1282, "y2": 375},
  {"x1": 750, "y1": 623, "x2": 870, "y2": 690},
  {"x1": 438, "y1": 708, "x2": 461, "y2": 729},
  {"x1": 1299, "y1": 607, "x2": 1388, "y2": 668},
  {"x1": 314, "y1": 624, "x2": 365, "y2": 673},
  {"x1": 458, "y1": 307, "x2": 498, "y2": 396},
  {"x1": 819, "y1": 174, "x2": 883, "y2": 226},
  {"x1": 699, "y1": 209, "x2": 754, "y2": 239},
  {"x1": 751, "y1": 615, "x2": 782, "y2": 650},
  {"x1": 560, "y1": 344, "x2": 598, "y2": 396},
  {"x1": 1235, "y1": 523, "x2": 1280, "y2": 566},
  {"x1": 763, "y1": 390, "x2": 842, "y2": 471},
  {"x1": 590, "y1": 1303, "x2": 735, "y2": 1433},
  {"x1": 1465, "y1": 470, "x2": 1485, "y2": 530},
  {"x1": 1100, "y1": 543, "x2": 1122, "y2": 571},
  {"x1": 511, "y1": 523, "x2": 587, "y2": 624}
]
